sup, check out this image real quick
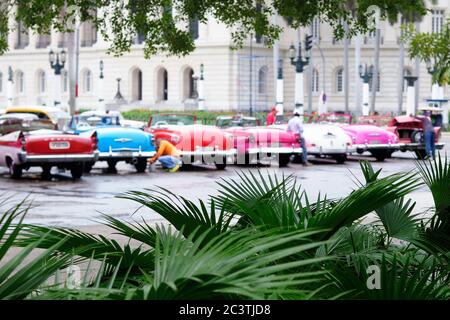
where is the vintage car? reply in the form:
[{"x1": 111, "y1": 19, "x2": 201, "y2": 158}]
[
  {"x1": 271, "y1": 121, "x2": 354, "y2": 163},
  {"x1": 68, "y1": 110, "x2": 145, "y2": 133},
  {"x1": 145, "y1": 114, "x2": 235, "y2": 170},
  {"x1": 315, "y1": 113, "x2": 401, "y2": 161},
  {"x1": 0, "y1": 129, "x2": 98, "y2": 179},
  {"x1": 388, "y1": 114, "x2": 444, "y2": 159},
  {"x1": 79, "y1": 127, "x2": 156, "y2": 173},
  {"x1": 0, "y1": 113, "x2": 56, "y2": 135},
  {"x1": 5, "y1": 106, "x2": 70, "y2": 130},
  {"x1": 216, "y1": 115, "x2": 301, "y2": 167}
]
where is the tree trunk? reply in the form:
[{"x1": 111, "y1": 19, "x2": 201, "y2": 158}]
[
  {"x1": 354, "y1": 35, "x2": 361, "y2": 114},
  {"x1": 66, "y1": 31, "x2": 76, "y2": 116},
  {"x1": 414, "y1": 21, "x2": 420, "y2": 114}
]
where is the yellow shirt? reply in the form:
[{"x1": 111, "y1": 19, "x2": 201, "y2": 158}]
[{"x1": 150, "y1": 140, "x2": 180, "y2": 162}]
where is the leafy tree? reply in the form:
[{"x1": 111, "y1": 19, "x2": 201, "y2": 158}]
[
  {"x1": 0, "y1": 0, "x2": 427, "y2": 57},
  {"x1": 402, "y1": 18, "x2": 450, "y2": 85}
]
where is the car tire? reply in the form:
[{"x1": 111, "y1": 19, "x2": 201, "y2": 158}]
[
  {"x1": 8, "y1": 159, "x2": 22, "y2": 179},
  {"x1": 215, "y1": 156, "x2": 227, "y2": 170},
  {"x1": 334, "y1": 154, "x2": 347, "y2": 164},
  {"x1": 415, "y1": 150, "x2": 427, "y2": 160},
  {"x1": 41, "y1": 165, "x2": 52, "y2": 180},
  {"x1": 278, "y1": 154, "x2": 290, "y2": 167},
  {"x1": 107, "y1": 160, "x2": 117, "y2": 174},
  {"x1": 291, "y1": 154, "x2": 303, "y2": 164},
  {"x1": 71, "y1": 163, "x2": 84, "y2": 179},
  {"x1": 411, "y1": 130, "x2": 424, "y2": 143},
  {"x1": 135, "y1": 158, "x2": 148, "y2": 173},
  {"x1": 83, "y1": 161, "x2": 95, "y2": 174},
  {"x1": 370, "y1": 150, "x2": 388, "y2": 162}
]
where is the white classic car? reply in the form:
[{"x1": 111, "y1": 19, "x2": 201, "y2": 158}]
[{"x1": 271, "y1": 123, "x2": 354, "y2": 163}]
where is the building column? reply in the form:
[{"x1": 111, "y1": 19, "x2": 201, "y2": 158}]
[
  {"x1": 405, "y1": 76, "x2": 418, "y2": 116},
  {"x1": 198, "y1": 64, "x2": 205, "y2": 110},
  {"x1": 6, "y1": 66, "x2": 14, "y2": 107},
  {"x1": 275, "y1": 59, "x2": 284, "y2": 115},
  {"x1": 26, "y1": 29, "x2": 37, "y2": 49}
]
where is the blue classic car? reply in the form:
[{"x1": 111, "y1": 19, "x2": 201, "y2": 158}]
[{"x1": 69, "y1": 112, "x2": 155, "y2": 173}]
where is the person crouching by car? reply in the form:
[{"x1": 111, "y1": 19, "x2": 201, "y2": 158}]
[
  {"x1": 149, "y1": 139, "x2": 182, "y2": 172},
  {"x1": 266, "y1": 106, "x2": 278, "y2": 126}
]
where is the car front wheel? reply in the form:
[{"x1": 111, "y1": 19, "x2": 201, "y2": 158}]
[
  {"x1": 278, "y1": 154, "x2": 291, "y2": 167},
  {"x1": 215, "y1": 156, "x2": 227, "y2": 170},
  {"x1": 135, "y1": 158, "x2": 148, "y2": 173},
  {"x1": 334, "y1": 154, "x2": 347, "y2": 164},
  {"x1": 83, "y1": 161, "x2": 95, "y2": 174}
]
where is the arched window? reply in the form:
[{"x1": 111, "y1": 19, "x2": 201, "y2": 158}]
[
  {"x1": 62, "y1": 70, "x2": 68, "y2": 93},
  {"x1": 130, "y1": 68, "x2": 143, "y2": 101},
  {"x1": 312, "y1": 68, "x2": 319, "y2": 93},
  {"x1": 336, "y1": 68, "x2": 344, "y2": 93},
  {"x1": 369, "y1": 72, "x2": 381, "y2": 92},
  {"x1": 15, "y1": 71, "x2": 25, "y2": 94},
  {"x1": 156, "y1": 68, "x2": 168, "y2": 101},
  {"x1": 258, "y1": 66, "x2": 268, "y2": 94},
  {"x1": 82, "y1": 70, "x2": 93, "y2": 93},
  {"x1": 37, "y1": 70, "x2": 46, "y2": 94},
  {"x1": 403, "y1": 68, "x2": 412, "y2": 92},
  {"x1": 80, "y1": 10, "x2": 98, "y2": 47}
]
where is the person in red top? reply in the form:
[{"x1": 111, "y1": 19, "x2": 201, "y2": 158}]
[{"x1": 266, "y1": 107, "x2": 277, "y2": 126}]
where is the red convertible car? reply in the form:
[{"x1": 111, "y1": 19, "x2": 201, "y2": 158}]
[
  {"x1": 145, "y1": 114, "x2": 235, "y2": 169},
  {"x1": 388, "y1": 115, "x2": 444, "y2": 159},
  {"x1": 216, "y1": 115, "x2": 302, "y2": 167},
  {"x1": 0, "y1": 124, "x2": 98, "y2": 179}
]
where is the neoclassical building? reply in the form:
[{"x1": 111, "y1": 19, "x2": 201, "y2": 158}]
[{"x1": 0, "y1": 0, "x2": 448, "y2": 114}]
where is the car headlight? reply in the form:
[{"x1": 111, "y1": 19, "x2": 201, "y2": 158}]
[{"x1": 248, "y1": 134, "x2": 255, "y2": 143}]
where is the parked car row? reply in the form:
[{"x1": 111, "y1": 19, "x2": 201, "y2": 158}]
[{"x1": 0, "y1": 105, "x2": 445, "y2": 180}]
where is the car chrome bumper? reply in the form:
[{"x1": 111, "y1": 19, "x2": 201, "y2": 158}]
[
  {"x1": 98, "y1": 151, "x2": 156, "y2": 159},
  {"x1": 354, "y1": 143, "x2": 402, "y2": 151},
  {"x1": 19, "y1": 151, "x2": 99, "y2": 163},
  {"x1": 308, "y1": 147, "x2": 353, "y2": 155},
  {"x1": 180, "y1": 149, "x2": 236, "y2": 156},
  {"x1": 246, "y1": 147, "x2": 302, "y2": 154},
  {"x1": 398, "y1": 142, "x2": 445, "y2": 150}
]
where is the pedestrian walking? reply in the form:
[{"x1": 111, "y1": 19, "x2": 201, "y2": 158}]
[
  {"x1": 266, "y1": 106, "x2": 277, "y2": 126},
  {"x1": 287, "y1": 109, "x2": 312, "y2": 166},
  {"x1": 149, "y1": 139, "x2": 182, "y2": 172},
  {"x1": 420, "y1": 110, "x2": 436, "y2": 159}
]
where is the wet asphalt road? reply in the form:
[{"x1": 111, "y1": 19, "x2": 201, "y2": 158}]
[{"x1": 1, "y1": 135, "x2": 448, "y2": 230}]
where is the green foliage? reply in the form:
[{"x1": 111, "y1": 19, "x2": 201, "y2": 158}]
[
  {"x1": 0, "y1": 1, "x2": 427, "y2": 57},
  {"x1": 402, "y1": 19, "x2": 450, "y2": 85},
  {"x1": 3, "y1": 156, "x2": 450, "y2": 300},
  {"x1": 121, "y1": 109, "x2": 235, "y2": 125}
]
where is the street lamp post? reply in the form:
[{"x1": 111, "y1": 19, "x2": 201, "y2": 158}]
[
  {"x1": 404, "y1": 75, "x2": 418, "y2": 116},
  {"x1": 98, "y1": 60, "x2": 105, "y2": 111},
  {"x1": 198, "y1": 63, "x2": 205, "y2": 110},
  {"x1": 7, "y1": 66, "x2": 14, "y2": 107},
  {"x1": 289, "y1": 35, "x2": 311, "y2": 118},
  {"x1": 359, "y1": 64, "x2": 373, "y2": 116},
  {"x1": 49, "y1": 49, "x2": 66, "y2": 107}
]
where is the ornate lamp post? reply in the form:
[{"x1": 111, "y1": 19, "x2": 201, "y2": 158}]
[
  {"x1": 359, "y1": 64, "x2": 373, "y2": 116},
  {"x1": 7, "y1": 66, "x2": 14, "y2": 107},
  {"x1": 198, "y1": 63, "x2": 205, "y2": 110},
  {"x1": 98, "y1": 60, "x2": 105, "y2": 110},
  {"x1": 289, "y1": 34, "x2": 312, "y2": 118},
  {"x1": 49, "y1": 49, "x2": 66, "y2": 107}
]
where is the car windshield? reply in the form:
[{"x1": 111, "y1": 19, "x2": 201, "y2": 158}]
[
  {"x1": 217, "y1": 118, "x2": 257, "y2": 128},
  {"x1": 357, "y1": 116, "x2": 392, "y2": 126},
  {"x1": 151, "y1": 114, "x2": 195, "y2": 126},
  {"x1": 76, "y1": 115, "x2": 121, "y2": 127},
  {"x1": 318, "y1": 114, "x2": 351, "y2": 124}
]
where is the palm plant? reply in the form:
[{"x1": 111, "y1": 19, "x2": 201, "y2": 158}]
[{"x1": 4, "y1": 156, "x2": 450, "y2": 300}]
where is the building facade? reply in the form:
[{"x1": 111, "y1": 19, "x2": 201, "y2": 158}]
[{"x1": 0, "y1": 0, "x2": 448, "y2": 114}]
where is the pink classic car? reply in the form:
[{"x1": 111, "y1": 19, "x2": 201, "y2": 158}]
[
  {"x1": 315, "y1": 113, "x2": 400, "y2": 161},
  {"x1": 216, "y1": 115, "x2": 302, "y2": 167}
]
